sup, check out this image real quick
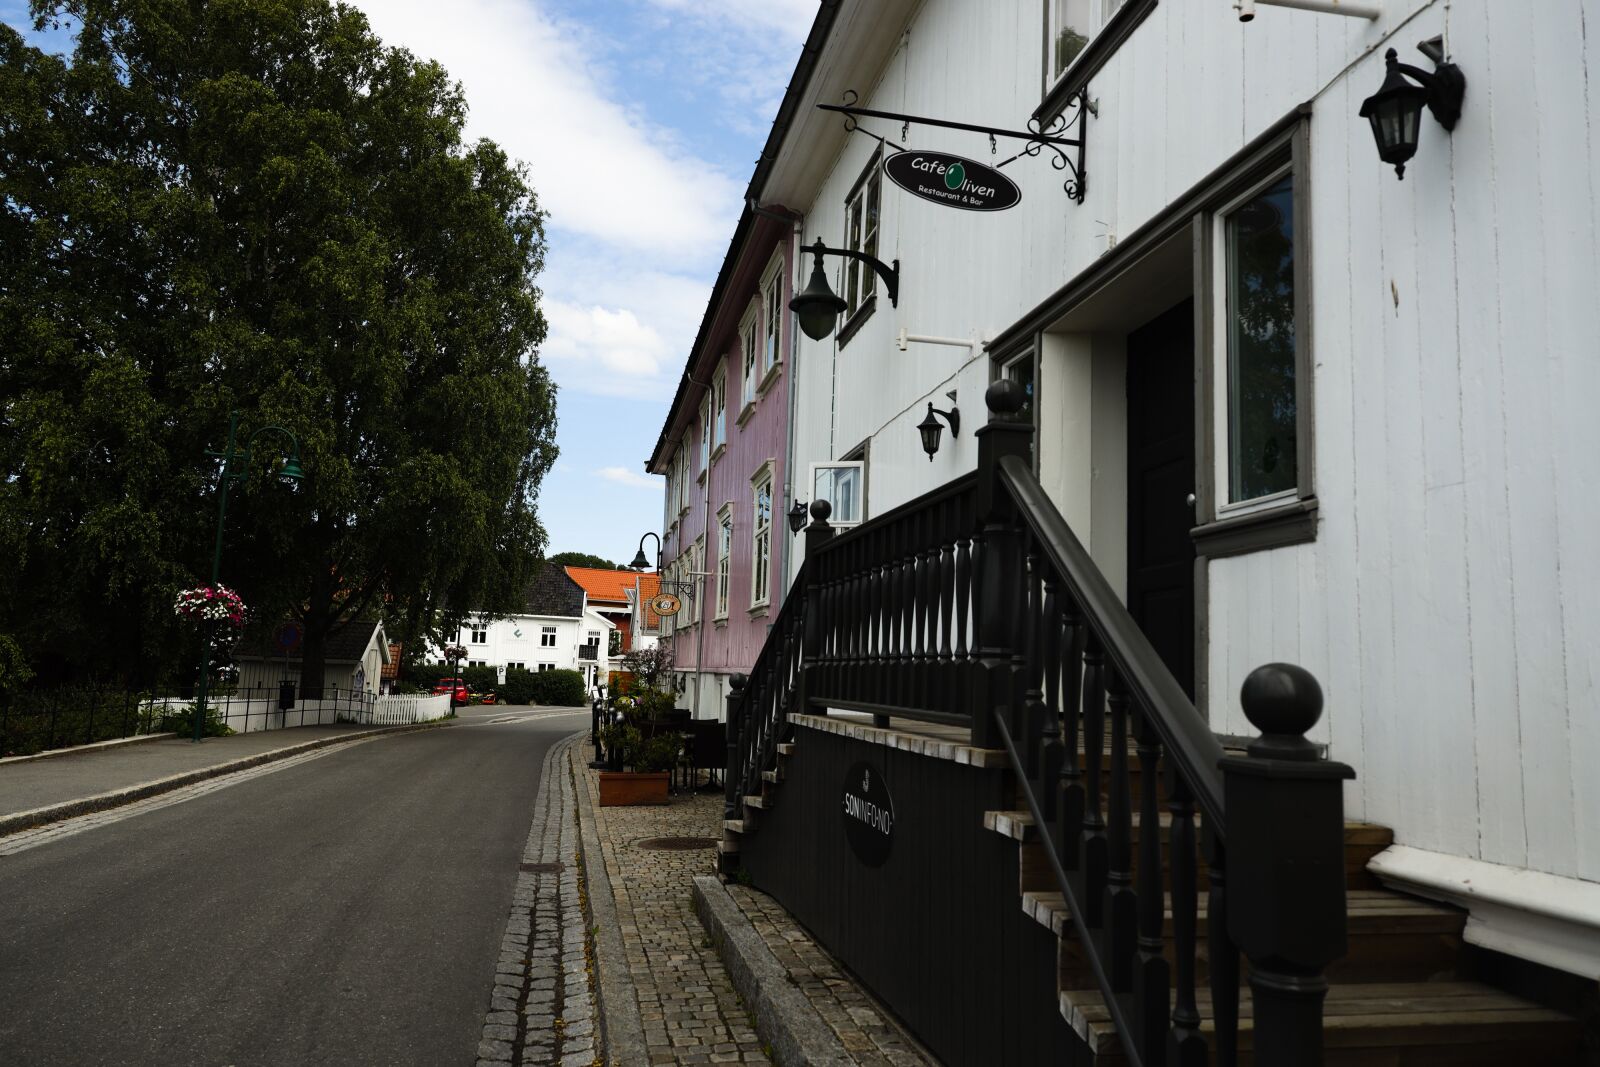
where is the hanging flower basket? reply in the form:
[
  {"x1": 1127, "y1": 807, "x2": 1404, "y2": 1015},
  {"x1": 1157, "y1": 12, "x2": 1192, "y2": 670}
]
[{"x1": 173, "y1": 585, "x2": 250, "y2": 630}]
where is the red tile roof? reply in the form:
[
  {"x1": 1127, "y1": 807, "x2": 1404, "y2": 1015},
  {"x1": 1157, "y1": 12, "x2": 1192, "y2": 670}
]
[{"x1": 565, "y1": 566, "x2": 654, "y2": 605}]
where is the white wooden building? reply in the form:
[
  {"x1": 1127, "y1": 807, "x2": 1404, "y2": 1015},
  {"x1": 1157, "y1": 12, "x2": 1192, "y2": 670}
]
[{"x1": 748, "y1": 0, "x2": 1600, "y2": 987}]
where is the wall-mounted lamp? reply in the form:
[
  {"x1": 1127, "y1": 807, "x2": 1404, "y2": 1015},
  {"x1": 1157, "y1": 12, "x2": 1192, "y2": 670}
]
[
  {"x1": 916, "y1": 398, "x2": 960, "y2": 461},
  {"x1": 786, "y1": 500, "x2": 809, "y2": 534},
  {"x1": 788, "y1": 237, "x2": 900, "y2": 341},
  {"x1": 1359, "y1": 37, "x2": 1465, "y2": 180}
]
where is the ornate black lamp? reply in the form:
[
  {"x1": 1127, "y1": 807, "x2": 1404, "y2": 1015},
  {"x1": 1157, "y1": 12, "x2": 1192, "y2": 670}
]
[
  {"x1": 916, "y1": 402, "x2": 960, "y2": 461},
  {"x1": 788, "y1": 237, "x2": 899, "y2": 341},
  {"x1": 1359, "y1": 38, "x2": 1465, "y2": 180},
  {"x1": 629, "y1": 531, "x2": 662, "y2": 571},
  {"x1": 787, "y1": 500, "x2": 809, "y2": 534}
]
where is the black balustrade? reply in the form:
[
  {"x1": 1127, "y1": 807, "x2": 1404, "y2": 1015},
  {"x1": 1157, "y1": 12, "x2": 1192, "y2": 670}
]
[{"x1": 723, "y1": 379, "x2": 1355, "y2": 1065}]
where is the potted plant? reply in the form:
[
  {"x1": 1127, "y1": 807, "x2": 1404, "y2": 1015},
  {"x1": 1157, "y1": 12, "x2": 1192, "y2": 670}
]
[{"x1": 597, "y1": 716, "x2": 682, "y2": 806}]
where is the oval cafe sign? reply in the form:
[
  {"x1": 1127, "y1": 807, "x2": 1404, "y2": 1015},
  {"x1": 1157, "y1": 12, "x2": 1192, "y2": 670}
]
[
  {"x1": 841, "y1": 761, "x2": 895, "y2": 867},
  {"x1": 883, "y1": 150, "x2": 1021, "y2": 212}
]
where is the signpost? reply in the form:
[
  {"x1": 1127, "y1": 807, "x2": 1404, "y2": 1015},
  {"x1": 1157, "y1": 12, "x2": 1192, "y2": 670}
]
[{"x1": 883, "y1": 150, "x2": 1021, "y2": 211}]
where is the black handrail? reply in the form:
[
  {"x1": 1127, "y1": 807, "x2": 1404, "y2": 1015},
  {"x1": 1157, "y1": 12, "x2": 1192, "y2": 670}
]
[{"x1": 997, "y1": 453, "x2": 1227, "y2": 830}]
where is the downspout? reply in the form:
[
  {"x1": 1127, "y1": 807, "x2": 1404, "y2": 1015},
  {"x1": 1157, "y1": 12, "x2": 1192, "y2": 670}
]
[{"x1": 685, "y1": 370, "x2": 713, "y2": 719}]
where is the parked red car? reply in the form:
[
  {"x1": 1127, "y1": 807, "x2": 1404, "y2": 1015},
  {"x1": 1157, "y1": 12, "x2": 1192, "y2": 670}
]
[{"x1": 431, "y1": 677, "x2": 470, "y2": 703}]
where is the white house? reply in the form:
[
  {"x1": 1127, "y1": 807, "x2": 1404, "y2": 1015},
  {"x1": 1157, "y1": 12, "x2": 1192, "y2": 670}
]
[
  {"x1": 236, "y1": 619, "x2": 388, "y2": 696},
  {"x1": 429, "y1": 565, "x2": 616, "y2": 692},
  {"x1": 700, "y1": 0, "x2": 1600, "y2": 1052}
]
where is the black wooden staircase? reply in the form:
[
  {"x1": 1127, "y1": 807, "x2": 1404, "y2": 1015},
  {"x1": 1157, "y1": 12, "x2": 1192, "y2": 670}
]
[{"x1": 718, "y1": 381, "x2": 1581, "y2": 1065}]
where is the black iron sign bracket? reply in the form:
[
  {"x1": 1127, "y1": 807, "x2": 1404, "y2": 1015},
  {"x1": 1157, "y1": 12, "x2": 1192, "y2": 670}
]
[{"x1": 818, "y1": 88, "x2": 1096, "y2": 203}]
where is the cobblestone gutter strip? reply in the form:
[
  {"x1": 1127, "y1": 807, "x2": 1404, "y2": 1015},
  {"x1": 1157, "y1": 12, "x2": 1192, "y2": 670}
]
[
  {"x1": 0, "y1": 719, "x2": 457, "y2": 838},
  {"x1": 566, "y1": 743, "x2": 648, "y2": 1067},
  {"x1": 477, "y1": 733, "x2": 600, "y2": 1067},
  {"x1": 693, "y1": 876, "x2": 855, "y2": 1067}
]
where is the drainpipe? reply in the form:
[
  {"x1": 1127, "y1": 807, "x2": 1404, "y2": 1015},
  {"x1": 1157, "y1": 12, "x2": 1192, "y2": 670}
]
[{"x1": 748, "y1": 198, "x2": 807, "y2": 594}]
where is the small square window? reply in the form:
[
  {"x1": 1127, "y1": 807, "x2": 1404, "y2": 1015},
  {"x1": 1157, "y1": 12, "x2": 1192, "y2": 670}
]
[
  {"x1": 470, "y1": 629, "x2": 487, "y2": 644},
  {"x1": 810, "y1": 462, "x2": 865, "y2": 526},
  {"x1": 540, "y1": 626, "x2": 557, "y2": 648}
]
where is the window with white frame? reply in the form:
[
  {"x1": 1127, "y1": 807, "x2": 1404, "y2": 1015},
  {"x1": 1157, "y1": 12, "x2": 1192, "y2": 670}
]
[
  {"x1": 469, "y1": 659, "x2": 485, "y2": 668},
  {"x1": 844, "y1": 154, "x2": 881, "y2": 319},
  {"x1": 507, "y1": 661, "x2": 526, "y2": 671},
  {"x1": 1046, "y1": 0, "x2": 1128, "y2": 85},
  {"x1": 470, "y1": 628, "x2": 487, "y2": 644},
  {"x1": 689, "y1": 537, "x2": 704, "y2": 624},
  {"x1": 712, "y1": 366, "x2": 727, "y2": 452},
  {"x1": 750, "y1": 466, "x2": 773, "y2": 607},
  {"x1": 810, "y1": 462, "x2": 864, "y2": 526},
  {"x1": 1218, "y1": 170, "x2": 1298, "y2": 507},
  {"x1": 715, "y1": 505, "x2": 732, "y2": 619},
  {"x1": 678, "y1": 440, "x2": 691, "y2": 513},
  {"x1": 699, "y1": 396, "x2": 710, "y2": 474},
  {"x1": 540, "y1": 626, "x2": 557, "y2": 647},
  {"x1": 537, "y1": 663, "x2": 555, "y2": 672},
  {"x1": 741, "y1": 302, "x2": 759, "y2": 409},
  {"x1": 761, "y1": 258, "x2": 783, "y2": 378}
]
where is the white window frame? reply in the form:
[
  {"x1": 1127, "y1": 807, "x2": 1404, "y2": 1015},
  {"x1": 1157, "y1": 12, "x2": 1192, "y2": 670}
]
[
  {"x1": 809, "y1": 461, "x2": 866, "y2": 527},
  {"x1": 688, "y1": 537, "x2": 704, "y2": 625},
  {"x1": 760, "y1": 253, "x2": 784, "y2": 384},
  {"x1": 750, "y1": 462, "x2": 774, "y2": 609},
  {"x1": 537, "y1": 662, "x2": 555, "y2": 672},
  {"x1": 469, "y1": 628, "x2": 488, "y2": 645},
  {"x1": 714, "y1": 504, "x2": 733, "y2": 620},
  {"x1": 712, "y1": 365, "x2": 728, "y2": 454},
  {"x1": 540, "y1": 625, "x2": 557, "y2": 648},
  {"x1": 677, "y1": 439, "x2": 691, "y2": 515},
  {"x1": 739, "y1": 300, "x2": 760, "y2": 413},
  {"x1": 843, "y1": 155, "x2": 881, "y2": 319},
  {"x1": 698, "y1": 395, "x2": 710, "y2": 477},
  {"x1": 1210, "y1": 161, "x2": 1300, "y2": 519},
  {"x1": 1045, "y1": 0, "x2": 1129, "y2": 89}
]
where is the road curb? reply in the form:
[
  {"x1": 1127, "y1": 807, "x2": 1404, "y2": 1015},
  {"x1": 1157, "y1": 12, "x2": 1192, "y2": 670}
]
[
  {"x1": 567, "y1": 740, "x2": 649, "y2": 1067},
  {"x1": 0, "y1": 718, "x2": 458, "y2": 838},
  {"x1": 692, "y1": 875, "x2": 855, "y2": 1067},
  {"x1": 0, "y1": 731, "x2": 179, "y2": 767}
]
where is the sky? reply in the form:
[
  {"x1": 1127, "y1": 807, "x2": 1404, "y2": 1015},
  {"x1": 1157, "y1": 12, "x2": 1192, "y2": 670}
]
[{"x1": 1, "y1": 0, "x2": 818, "y2": 566}]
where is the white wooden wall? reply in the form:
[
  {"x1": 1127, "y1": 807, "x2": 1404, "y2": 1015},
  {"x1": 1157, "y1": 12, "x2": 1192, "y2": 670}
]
[{"x1": 783, "y1": 0, "x2": 1600, "y2": 882}]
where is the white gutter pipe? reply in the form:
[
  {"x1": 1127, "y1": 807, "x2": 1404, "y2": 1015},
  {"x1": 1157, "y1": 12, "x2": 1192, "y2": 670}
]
[{"x1": 1236, "y1": 0, "x2": 1380, "y2": 21}]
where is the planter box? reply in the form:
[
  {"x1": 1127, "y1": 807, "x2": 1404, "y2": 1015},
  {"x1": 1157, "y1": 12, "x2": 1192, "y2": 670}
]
[{"x1": 598, "y1": 771, "x2": 670, "y2": 806}]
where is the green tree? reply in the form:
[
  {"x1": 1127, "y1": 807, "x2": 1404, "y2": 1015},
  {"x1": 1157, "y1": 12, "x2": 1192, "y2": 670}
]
[
  {"x1": 0, "y1": 0, "x2": 557, "y2": 689},
  {"x1": 546, "y1": 551, "x2": 621, "y2": 570}
]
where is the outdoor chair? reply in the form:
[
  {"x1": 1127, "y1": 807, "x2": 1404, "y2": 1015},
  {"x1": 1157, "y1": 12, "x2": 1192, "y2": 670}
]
[{"x1": 680, "y1": 720, "x2": 727, "y2": 792}]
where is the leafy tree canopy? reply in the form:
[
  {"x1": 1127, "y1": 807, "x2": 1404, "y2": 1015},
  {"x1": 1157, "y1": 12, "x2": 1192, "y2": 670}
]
[
  {"x1": 546, "y1": 551, "x2": 622, "y2": 571},
  {"x1": 0, "y1": 0, "x2": 558, "y2": 687}
]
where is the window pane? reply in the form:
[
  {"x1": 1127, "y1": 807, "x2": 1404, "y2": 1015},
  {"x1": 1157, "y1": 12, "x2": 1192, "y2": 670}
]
[
  {"x1": 1226, "y1": 174, "x2": 1297, "y2": 503},
  {"x1": 1051, "y1": 0, "x2": 1093, "y2": 79},
  {"x1": 813, "y1": 465, "x2": 862, "y2": 524}
]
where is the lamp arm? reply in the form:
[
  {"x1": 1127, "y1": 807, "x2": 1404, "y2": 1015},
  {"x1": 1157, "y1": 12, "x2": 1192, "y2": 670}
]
[{"x1": 812, "y1": 244, "x2": 900, "y2": 306}]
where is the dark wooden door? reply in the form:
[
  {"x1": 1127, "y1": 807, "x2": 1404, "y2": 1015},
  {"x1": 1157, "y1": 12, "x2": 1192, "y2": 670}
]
[{"x1": 1126, "y1": 300, "x2": 1197, "y2": 698}]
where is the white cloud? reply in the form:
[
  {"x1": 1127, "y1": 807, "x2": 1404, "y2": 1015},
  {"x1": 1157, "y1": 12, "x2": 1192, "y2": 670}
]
[
  {"x1": 350, "y1": 0, "x2": 743, "y2": 257},
  {"x1": 642, "y1": 0, "x2": 816, "y2": 42},
  {"x1": 597, "y1": 465, "x2": 661, "y2": 489}
]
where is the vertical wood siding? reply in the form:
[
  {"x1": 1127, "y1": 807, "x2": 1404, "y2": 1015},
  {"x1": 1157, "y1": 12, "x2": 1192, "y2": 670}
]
[{"x1": 778, "y1": 0, "x2": 1599, "y2": 881}]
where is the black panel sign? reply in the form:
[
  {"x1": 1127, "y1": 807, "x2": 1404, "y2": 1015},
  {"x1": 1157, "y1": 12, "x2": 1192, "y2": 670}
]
[
  {"x1": 883, "y1": 150, "x2": 1021, "y2": 212},
  {"x1": 842, "y1": 760, "x2": 895, "y2": 867}
]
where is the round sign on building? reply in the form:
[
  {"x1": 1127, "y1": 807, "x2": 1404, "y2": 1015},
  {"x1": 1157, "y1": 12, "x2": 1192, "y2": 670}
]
[{"x1": 882, "y1": 150, "x2": 1021, "y2": 212}]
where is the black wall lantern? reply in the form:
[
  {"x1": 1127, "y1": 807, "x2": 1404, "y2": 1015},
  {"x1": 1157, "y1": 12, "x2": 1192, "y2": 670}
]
[
  {"x1": 789, "y1": 237, "x2": 899, "y2": 341},
  {"x1": 916, "y1": 401, "x2": 960, "y2": 461},
  {"x1": 787, "y1": 500, "x2": 809, "y2": 534},
  {"x1": 1359, "y1": 37, "x2": 1465, "y2": 180}
]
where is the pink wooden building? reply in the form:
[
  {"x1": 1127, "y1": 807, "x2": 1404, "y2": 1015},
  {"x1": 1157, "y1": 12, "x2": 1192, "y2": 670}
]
[{"x1": 646, "y1": 210, "x2": 796, "y2": 719}]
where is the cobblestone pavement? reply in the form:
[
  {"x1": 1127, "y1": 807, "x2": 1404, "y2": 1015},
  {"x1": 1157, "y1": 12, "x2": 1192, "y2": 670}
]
[
  {"x1": 570, "y1": 746, "x2": 934, "y2": 1066},
  {"x1": 477, "y1": 735, "x2": 599, "y2": 1067},
  {"x1": 726, "y1": 887, "x2": 932, "y2": 1066}
]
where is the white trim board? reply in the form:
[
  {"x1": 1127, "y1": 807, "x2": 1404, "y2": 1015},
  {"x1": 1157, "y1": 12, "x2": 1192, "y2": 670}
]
[{"x1": 1369, "y1": 845, "x2": 1600, "y2": 981}]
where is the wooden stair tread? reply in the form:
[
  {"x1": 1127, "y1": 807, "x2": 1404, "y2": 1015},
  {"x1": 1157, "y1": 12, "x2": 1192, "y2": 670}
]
[
  {"x1": 1061, "y1": 981, "x2": 1577, "y2": 1054},
  {"x1": 723, "y1": 819, "x2": 746, "y2": 833},
  {"x1": 776, "y1": 742, "x2": 796, "y2": 756},
  {"x1": 743, "y1": 794, "x2": 768, "y2": 810},
  {"x1": 984, "y1": 808, "x2": 1391, "y2": 845},
  {"x1": 1020, "y1": 888, "x2": 1461, "y2": 938}
]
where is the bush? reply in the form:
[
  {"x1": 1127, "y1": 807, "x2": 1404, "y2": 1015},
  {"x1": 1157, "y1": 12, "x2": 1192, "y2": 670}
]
[
  {"x1": 500, "y1": 667, "x2": 537, "y2": 706},
  {"x1": 158, "y1": 702, "x2": 235, "y2": 738},
  {"x1": 462, "y1": 665, "x2": 498, "y2": 692},
  {"x1": 529, "y1": 668, "x2": 586, "y2": 707}
]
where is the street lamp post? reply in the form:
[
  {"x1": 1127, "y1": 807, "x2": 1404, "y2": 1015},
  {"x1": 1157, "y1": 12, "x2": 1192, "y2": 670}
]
[{"x1": 193, "y1": 410, "x2": 304, "y2": 743}]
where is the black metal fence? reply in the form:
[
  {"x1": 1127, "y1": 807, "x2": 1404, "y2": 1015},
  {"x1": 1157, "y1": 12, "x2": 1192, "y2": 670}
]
[{"x1": 0, "y1": 684, "x2": 377, "y2": 759}]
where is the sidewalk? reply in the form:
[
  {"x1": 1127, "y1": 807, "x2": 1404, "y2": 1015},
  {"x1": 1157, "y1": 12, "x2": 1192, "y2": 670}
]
[
  {"x1": 0, "y1": 720, "x2": 454, "y2": 833},
  {"x1": 567, "y1": 742, "x2": 934, "y2": 1067}
]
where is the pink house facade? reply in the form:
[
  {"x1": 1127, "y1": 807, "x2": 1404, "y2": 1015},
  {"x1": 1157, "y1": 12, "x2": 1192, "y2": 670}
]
[{"x1": 647, "y1": 210, "x2": 796, "y2": 719}]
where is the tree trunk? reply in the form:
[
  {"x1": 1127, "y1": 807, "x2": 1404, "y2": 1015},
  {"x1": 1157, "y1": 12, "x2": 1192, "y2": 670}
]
[{"x1": 299, "y1": 612, "x2": 328, "y2": 700}]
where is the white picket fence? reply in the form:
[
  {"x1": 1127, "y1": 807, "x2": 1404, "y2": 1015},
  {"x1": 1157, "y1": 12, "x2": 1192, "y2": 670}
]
[{"x1": 366, "y1": 692, "x2": 453, "y2": 725}]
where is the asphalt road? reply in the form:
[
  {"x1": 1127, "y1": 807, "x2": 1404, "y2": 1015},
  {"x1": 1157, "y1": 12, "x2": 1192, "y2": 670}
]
[{"x1": 0, "y1": 709, "x2": 588, "y2": 1067}]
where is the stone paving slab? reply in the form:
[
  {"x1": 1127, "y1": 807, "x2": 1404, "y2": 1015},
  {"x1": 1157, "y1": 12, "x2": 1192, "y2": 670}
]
[{"x1": 569, "y1": 746, "x2": 935, "y2": 1066}]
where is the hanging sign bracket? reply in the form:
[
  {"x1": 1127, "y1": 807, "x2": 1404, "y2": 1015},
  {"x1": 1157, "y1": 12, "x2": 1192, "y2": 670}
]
[{"x1": 818, "y1": 87, "x2": 1095, "y2": 202}]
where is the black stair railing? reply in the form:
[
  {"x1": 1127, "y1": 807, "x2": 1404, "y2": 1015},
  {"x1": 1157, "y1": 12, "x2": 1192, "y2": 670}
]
[{"x1": 726, "y1": 380, "x2": 1356, "y2": 1065}]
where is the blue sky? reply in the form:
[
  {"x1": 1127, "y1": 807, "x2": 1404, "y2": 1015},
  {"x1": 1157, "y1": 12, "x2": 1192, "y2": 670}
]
[{"x1": 2, "y1": 0, "x2": 817, "y2": 565}]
